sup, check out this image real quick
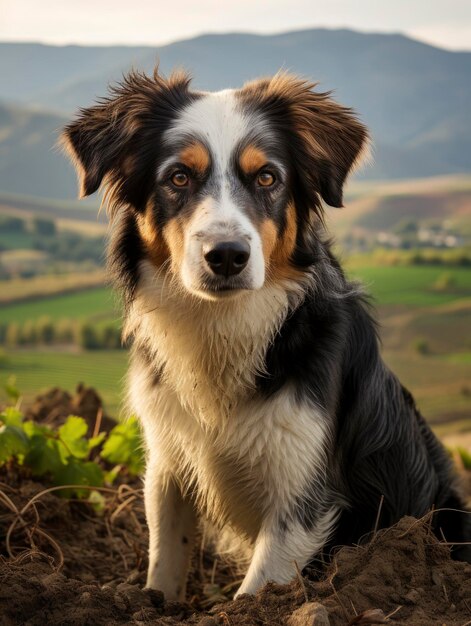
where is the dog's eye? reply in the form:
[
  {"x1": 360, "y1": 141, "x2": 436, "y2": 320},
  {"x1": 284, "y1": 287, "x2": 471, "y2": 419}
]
[
  {"x1": 171, "y1": 171, "x2": 189, "y2": 187},
  {"x1": 257, "y1": 171, "x2": 276, "y2": 187}
]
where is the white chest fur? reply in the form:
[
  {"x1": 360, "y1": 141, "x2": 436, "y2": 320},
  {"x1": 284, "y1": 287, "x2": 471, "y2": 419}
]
[
  {"x1": 126, "y1": 261, "x2": 328, "y2": 539},
  {"x1": 125, "y1": 261, "x2": 303, "y2": 424},
  {"x1": 130, "y1": 360, "x2": 329, "y2": 539}
]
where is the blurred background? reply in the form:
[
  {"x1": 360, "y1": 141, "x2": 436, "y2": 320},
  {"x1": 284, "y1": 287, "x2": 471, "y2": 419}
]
[{"x1": 0, "y1": 0, "x2": 470, "y2": 451}]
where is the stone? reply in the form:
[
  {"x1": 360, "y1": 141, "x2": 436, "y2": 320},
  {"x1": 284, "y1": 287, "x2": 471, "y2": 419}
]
[{"x1": 287, "y1": 602, "x2": 330, "y2": 626}]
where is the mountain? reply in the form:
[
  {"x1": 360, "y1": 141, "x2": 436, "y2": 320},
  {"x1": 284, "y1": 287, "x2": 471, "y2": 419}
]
[
  {"x1": 0, "y1": 104, "x2": 79, "y2": 199},
  {"x1": 0, "y1": 29, "x2": 470, "y2": 199}
]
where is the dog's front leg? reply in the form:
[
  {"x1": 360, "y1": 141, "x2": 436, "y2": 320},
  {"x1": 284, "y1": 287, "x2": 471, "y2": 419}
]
[
  {"x1": 144, "y1": 458, "x2": 197, "y2": 600},
  {"x1": 235, "y1": 508, "x2": 338, "y2": 598}
]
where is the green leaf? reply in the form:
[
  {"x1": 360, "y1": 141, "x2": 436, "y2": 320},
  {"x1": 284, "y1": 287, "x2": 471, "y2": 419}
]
[
  {"x1": 88, "y1": 432, "x2": 106, "y2": 451},
  {"x1": 58, "y1": 416, "x2": 89, "y2": 460},
  {"x1": 54, "y1": 459, "x2": 104, "y2": 498},
  {"x1": 101, "y1": 417, "x2": 144, "y2": 475},
  {"x1": 0, "y1": 424, "x2": 29, "y2": 463},
  {"x1": 24, "y1": 434, "x2": 64, "y2": 477},
  {"x1": 22, "y1": 421, "x2": 49, "y2": 437},
  {"x1": 104, "y1": 464, "x2": 122, "y2": 485},
  {"x1": 0, "y1": 407, "x2": 24, "y2": 427},
  {"x1": 88, "y1": 489, "x2": 106, "y2": 514},
  {"x1": 4, "y1": 376, "x2": 20, "y2": 401}
]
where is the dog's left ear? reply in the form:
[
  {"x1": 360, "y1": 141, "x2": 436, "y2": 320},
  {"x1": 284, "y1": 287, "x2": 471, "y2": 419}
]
[
  {"x1": 283, "y1": 76, "x2": 369, "y2": 208},
  {"x1": 61, "y1": 68, "x2": 193, "y2": 213},
  {"x1": 243, "y1": 73, "x2": 369, "y2": 209}
]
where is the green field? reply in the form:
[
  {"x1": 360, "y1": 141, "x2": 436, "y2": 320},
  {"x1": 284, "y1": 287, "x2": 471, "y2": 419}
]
[
  {"x1": 0, "y1": 231, "x2": 35, "y2": 250},
  {"x1": 0, "y1": 350, "x2": 128, "y2": 416},
  {"x1": 0, "y1": 259, "x2": 469, "y2": 433},
  {"x1": 2, "y1": 264, "x2": 470, "y2": 323},
  {"x1": 349, "y1": 264, "x2": 471, "y2": 307},
  {"x1": 0, "y1": 287, "x2": 120, "y2": 324}
]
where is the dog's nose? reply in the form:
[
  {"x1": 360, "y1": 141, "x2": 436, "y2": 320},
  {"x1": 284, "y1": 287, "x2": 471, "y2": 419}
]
[{"x1": 204, "y1": 241, "x2": 250, "y2": 277}]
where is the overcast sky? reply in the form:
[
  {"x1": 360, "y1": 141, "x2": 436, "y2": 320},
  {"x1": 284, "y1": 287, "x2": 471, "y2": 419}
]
[{"x1": 1, "y1": 0, "x2": 470, "y2": 51}]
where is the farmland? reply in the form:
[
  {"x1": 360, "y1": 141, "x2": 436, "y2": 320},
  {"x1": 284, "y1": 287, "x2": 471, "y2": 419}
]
[
  {"x1": 0, "y1": 262, "x2": 470, "y2": 434},
  {"x1": 3, "y1": 263, "x2": 471, "y2": 316},
  {"x1": 0, "y1": 286, "x2": 117, "y2": 323},
  {"x1": 0, "y1": 350, "x2": 127, "y2": 415}
]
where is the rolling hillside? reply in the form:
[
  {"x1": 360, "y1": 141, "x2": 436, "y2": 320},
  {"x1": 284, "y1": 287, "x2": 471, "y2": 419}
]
[
  {"x1": 0, "y1": 29, "x2": 470, "y2": 200},
  {"x1": 333, "y1": 175, "x2": 471, "y2": 237}
]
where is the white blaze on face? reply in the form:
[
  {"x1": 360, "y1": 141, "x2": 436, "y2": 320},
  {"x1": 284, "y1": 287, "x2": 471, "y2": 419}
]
[{"x1": 163, "y1": 90, "x2": 267, "y2": 299}]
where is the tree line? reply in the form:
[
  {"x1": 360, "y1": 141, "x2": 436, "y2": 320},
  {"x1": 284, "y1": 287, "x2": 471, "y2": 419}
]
[{"x1": 0, "y1": 317, "x2": 124, "y2": 350}]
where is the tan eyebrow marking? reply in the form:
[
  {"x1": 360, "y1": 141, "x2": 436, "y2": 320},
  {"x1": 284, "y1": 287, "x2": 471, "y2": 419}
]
[
  {"x1": 179, "y1": 142, "x2": 210, "y2": 175},
  {"x1": 239, "y1": 144, "x2": 268, "y2": 175}
]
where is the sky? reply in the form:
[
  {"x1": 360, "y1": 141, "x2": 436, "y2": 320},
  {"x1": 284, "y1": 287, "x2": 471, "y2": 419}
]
[{"x1": 1, "y1": 0, "x2": 471, "y2": 51}]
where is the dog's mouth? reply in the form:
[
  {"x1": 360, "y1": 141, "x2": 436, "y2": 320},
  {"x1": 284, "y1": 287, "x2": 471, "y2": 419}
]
[{"x1": 194, "y1": 275, "x2": 255, "y2": 300}]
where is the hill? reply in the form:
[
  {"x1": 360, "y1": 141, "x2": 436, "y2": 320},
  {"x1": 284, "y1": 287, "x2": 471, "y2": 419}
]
[
  {"x1": 0, "y1": 104, "x2": 76, "y2": 199},
  {"x1": 0, "y1": 29, "x2": 470, "y2": 199},
  {"x1": 334, "y1": 175, "x2": 471, "y2": 238}
]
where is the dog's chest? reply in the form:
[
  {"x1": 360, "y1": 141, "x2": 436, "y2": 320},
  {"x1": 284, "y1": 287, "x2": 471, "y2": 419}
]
[
  {"x1": 125, "y1": 264, "x2": 304, "y2": 425},
  {"x1": 131, "y1": 358, "x2": 328, "y2": 539}
]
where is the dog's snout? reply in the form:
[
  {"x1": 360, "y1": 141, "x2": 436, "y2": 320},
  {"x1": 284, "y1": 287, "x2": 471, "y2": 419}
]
[{"x1": 204, "y1": 241, "x2": 250, "y2": 277}]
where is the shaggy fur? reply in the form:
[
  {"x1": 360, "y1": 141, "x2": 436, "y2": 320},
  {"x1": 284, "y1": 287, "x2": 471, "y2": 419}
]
[{"x1": 62, "y1": 68, "x2": 471, "y2": 601}]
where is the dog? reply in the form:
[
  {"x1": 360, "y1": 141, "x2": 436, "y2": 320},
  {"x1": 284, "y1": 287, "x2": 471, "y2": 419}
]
[{"x1": 62, "y1": 68, "x2": 471, "y2": 600}]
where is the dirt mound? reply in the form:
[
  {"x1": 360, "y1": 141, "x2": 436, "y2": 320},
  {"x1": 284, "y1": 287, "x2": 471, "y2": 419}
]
[
  {"x1": 24, "y1": 383, "x2": 117, "y2": 434},
  {"x1": 1, "y1": 472, "x2": 470, "y2": 626},
  {"x1": 1, "y1": 389, "x2": 470, "y2": 624}
]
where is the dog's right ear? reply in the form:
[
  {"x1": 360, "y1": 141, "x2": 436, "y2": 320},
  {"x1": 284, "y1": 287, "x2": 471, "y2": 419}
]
[
  {"x1": 61, "y1": 101, "x2": 124, "y2": 198},
  {"x1": 61, "y1": 68, "x2": 194, "y2": 209}
]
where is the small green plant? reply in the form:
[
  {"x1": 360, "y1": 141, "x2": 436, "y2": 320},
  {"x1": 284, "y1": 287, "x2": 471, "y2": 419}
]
[
  {"x1": 0, "y1": 349, "x2": 9, "y2": 369},
  {"x1": 433, "y1": 272, "x2": 456, "y2": 291},
  {"x1": 101, "y1": 418, "x2": 145, "y2": 476},
  {"x1": 456, "y1": 447, "x2": 471, "y2": 470},
  {"x1": 413, "y1": 338, "x2": 430, "y2": 355},
  {"x1": 0, "y1": 402, "x2": 144, "y2": 498}
]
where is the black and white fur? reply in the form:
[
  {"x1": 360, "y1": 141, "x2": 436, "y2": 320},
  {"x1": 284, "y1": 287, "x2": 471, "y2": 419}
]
[{"x1": 62, "y1": 68, "x2": 471, "y2": 601}]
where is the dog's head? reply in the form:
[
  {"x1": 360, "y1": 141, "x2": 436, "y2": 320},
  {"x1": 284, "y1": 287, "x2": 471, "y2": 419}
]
[{"x1": 62, "y1": 69, "x2": 368, "y2": 301}]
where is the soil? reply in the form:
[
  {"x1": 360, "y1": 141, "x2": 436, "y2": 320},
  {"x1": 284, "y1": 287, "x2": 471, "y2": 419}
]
[
  {"x1": 24, "y1": 384, "x2": 117, "y2": 435},
  {"x1": 1, "y1": 389, "x2": 470, "y2": 625}
]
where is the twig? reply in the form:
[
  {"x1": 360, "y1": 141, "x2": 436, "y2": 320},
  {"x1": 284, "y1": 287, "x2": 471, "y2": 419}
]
[
  {"x1": 92, "y1": 407, "x2": 103, "y2": 439},
  {"x1": 327, "y1": 557, "x2": 349, "y2": 619},
  {"x1": 199, "y1": 529, "x2": 206, "y2": 583},
  {"x1": 397, "y1": 507, "x2": 471, "y2": 539},
  {"x1": 210, "y1": 558, "x2": 218, "y2": 585},
  {"x1": 385, "y1": 605, "x2": 403, "y2": 620},
  {"x1": 373, "y1": 495, "x2": 385, "y2": 536},
  {"x1": 442, "y1": 583, "x2": 449, "y2": 604},
  {"x1": 218, "y1": 612, "x2": 233, "y2": 626},
  {"x1": 293, "y1": 560, "x2": 308, "y2": 603},
  {"x1": 110, "y1": 495, "x2": 137, "y2": 523}
]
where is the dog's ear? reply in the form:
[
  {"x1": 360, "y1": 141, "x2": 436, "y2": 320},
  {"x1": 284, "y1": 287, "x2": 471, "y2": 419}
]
[
  {"x1": 61, "y1": 68, "x2": 193, "y2": 212},
  {"x1": 61, "y1": 100, "x2": 123, "y2": 199},
  {"x1": 242, "y1": 73, "x2": 369, "y2": 209},
  {"x1": 291, "y1": 81, "x2": 369, "y2": 208}
]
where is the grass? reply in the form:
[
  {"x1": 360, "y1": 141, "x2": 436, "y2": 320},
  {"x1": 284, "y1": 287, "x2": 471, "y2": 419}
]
[
  {"x1": 383, "y1": 349, "x2": 471, "y2": 427},
  {"x1": 444, "y1": 352, "x2": 471, "y2": 365},
  {"x1": 348, "y1": 265, "x2": 471, "y2": 307},
  {"x1": 0, "y1": 350, "x2": 128, "y2": 416},
  {"x1": 0, "y1": 193, "x2": 106, "y2": 236},
  {"x1": 0, "y1": 272, "x2": 107, "y2": 306},
  {"x1": 0, "y1": 286, "x2": 119, "y2": 323},
  {"x1": 0, "y1": 231, "x2": 35, "y2": 250}
]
